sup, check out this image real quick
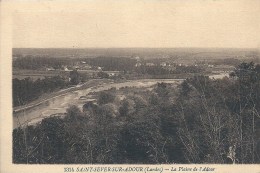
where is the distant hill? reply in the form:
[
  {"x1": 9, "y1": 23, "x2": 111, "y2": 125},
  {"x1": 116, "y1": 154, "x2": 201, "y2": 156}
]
[{"x1": 13, "y1": 48, "x2": 259, "y2": 59}]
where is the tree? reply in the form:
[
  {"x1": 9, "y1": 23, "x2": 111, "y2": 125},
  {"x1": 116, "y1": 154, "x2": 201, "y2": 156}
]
[
  {"x1": 66, "y1": 105, "x2": 82, "y2": 121},
  {"x1": 70, "y1": 70, "x2": 81, "y2": 85},
  {"x1": 97, "y1": 91, "x2": 115, "y2": 105},
  {"x1": 176, "y1": 63, "x2": 260, "y2": 163},
  {"x1": 119, "y1": 99, "x2": 135, "y2": 116},
  {"x1": 180, "y1": 80, "x2": 191, "y2": 97},
  {"x1": 155, "y1": 82, "x2": 169, "y2": 98},
  {"x1": 97, "y1": 71, "x2": 109, "y2": 78}
]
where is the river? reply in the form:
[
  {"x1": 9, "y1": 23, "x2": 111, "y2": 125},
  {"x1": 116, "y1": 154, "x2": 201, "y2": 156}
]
[
  {"x1": 13, "y1": 72, "x2": 231, "y2": 129},
  {"x1": 13, "y1": 79, "x2": 183, "y2": 129}
]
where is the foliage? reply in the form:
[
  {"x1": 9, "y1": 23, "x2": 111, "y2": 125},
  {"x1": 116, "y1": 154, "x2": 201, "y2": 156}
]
[
  {"x1": 135, "y1": 65, "x2": 204, "y2": 76},
  {"x1": 176, "y1": 62, "x2": 260, "y2": 163},
  {"x1": 97, "y1": 71, "x2": 109, "y2": 78},
  {"x1": 119, "y1": 99, "x2": 135, "y2": 116},
  {"x1": 13, "y1": 62, "x2": 260, "y2": 164},
  {"x1": 13, "y1": 56, "x2": 72, "y2": 70},
  {"x1": 13, "y1": 76, "x2": 68, "y2": 107},
  {"x1": 66, "y1": 105, "x2": 83, "y2": 120},
  {"x1": 69, "y1": 70, "x2": 81, "y2": 85},
  {"x1": 97, "y1": 91, "x2": 115, "y2": 105},
  {"x1": 86, "y1": 56, "x2": 136, "y2": 71}
]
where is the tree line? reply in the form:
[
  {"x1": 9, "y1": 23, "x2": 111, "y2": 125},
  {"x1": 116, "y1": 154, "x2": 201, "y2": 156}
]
[
  {"x1": 135, "y1": 65, "x2": 204, "y2": 75},
  {"x1": 13, "y1": 56, "x2": 72, "y2": 70},
  {"x1": 13, "y1": 76, "x2": 68, "y2": 107},
  {"x1": 13, "y1": 56, "x2": 137, "y2": 71},
  {"x1": 13, "y1": 69, "x2": 87, "y2": 107}
]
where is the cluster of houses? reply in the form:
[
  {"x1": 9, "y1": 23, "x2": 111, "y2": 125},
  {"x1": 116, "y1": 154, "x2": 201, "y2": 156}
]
[
  {"x1": 134, "y1": 56, "x2": 185, "y2": 71},
  {"x1": 45, "y1": 61, "x2": 102, "y2": 72},
  {"x1": 45, "y1": 60, "x2": 122, "y2": 78},
  {"x1": 134, "y1": 56, "x2": 173, "y2": 67}
]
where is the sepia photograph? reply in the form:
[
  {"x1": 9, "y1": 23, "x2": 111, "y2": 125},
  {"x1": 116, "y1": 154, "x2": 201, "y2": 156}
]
[{"x1": 1, "y1": 0, "x2": 260, "y2": 172}]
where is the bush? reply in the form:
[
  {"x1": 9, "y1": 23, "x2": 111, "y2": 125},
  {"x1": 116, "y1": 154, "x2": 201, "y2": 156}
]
[
  {"x1": 66, "y1": 105, "x2": 82, "y2": 120},
  {"x1": 97, "y1": 71, "x2": 109, "y2": 78},
  {"x1": 97, "y1": 91, "x2": 115, "y2": 105},
  {"x1": 119, "y1": 99, "x2": 135, "y2": 116}
]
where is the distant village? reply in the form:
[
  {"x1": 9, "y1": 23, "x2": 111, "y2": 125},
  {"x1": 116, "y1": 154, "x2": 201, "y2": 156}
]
[{"x1": 43, "y1": 55, "x2": 236, "y2": 75}]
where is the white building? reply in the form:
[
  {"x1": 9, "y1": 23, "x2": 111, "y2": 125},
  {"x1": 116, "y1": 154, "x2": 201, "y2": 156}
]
[
  {"x1": 160, "y1": 62, "x2": 167, "y2": 67},
  {"x1": 135, "y1": 62, "x2": 142, "y2": 67},
  {"x1": 145, "y1": 63, "x2": 155, "y2": 66}
]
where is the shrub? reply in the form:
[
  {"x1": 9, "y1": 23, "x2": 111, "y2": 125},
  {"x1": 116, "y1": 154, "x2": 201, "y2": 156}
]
[{"x1": 97, "y1": 91, "x2": 115, "y2": 105}]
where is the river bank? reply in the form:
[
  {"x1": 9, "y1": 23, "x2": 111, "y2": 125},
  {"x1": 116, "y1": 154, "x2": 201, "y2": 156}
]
[
  {"x1": 13, "y1": 78, "x2": 184, "y2": 129},
  {"x1": 13, "y1": 72, "x2": 230, "y2": 129},
  {"x1": 13, "y1": 79, "x2": 114, "y2": 113}
]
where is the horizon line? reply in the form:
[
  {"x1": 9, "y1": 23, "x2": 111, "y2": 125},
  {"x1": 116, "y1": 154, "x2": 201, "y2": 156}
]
[{"x1": 13, "y1": 47, "x2": 259, "y2": 49}]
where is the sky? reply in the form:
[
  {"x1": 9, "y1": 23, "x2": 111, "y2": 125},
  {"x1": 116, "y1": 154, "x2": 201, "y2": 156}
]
[{"x1": 12, "y1": 0, "x2": 260, "y2": 48}]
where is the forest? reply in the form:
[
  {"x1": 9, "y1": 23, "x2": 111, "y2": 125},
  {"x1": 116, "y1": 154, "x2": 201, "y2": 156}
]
[{"x1": 13, "y1": 62, "x2": 260, "y2": 164}]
